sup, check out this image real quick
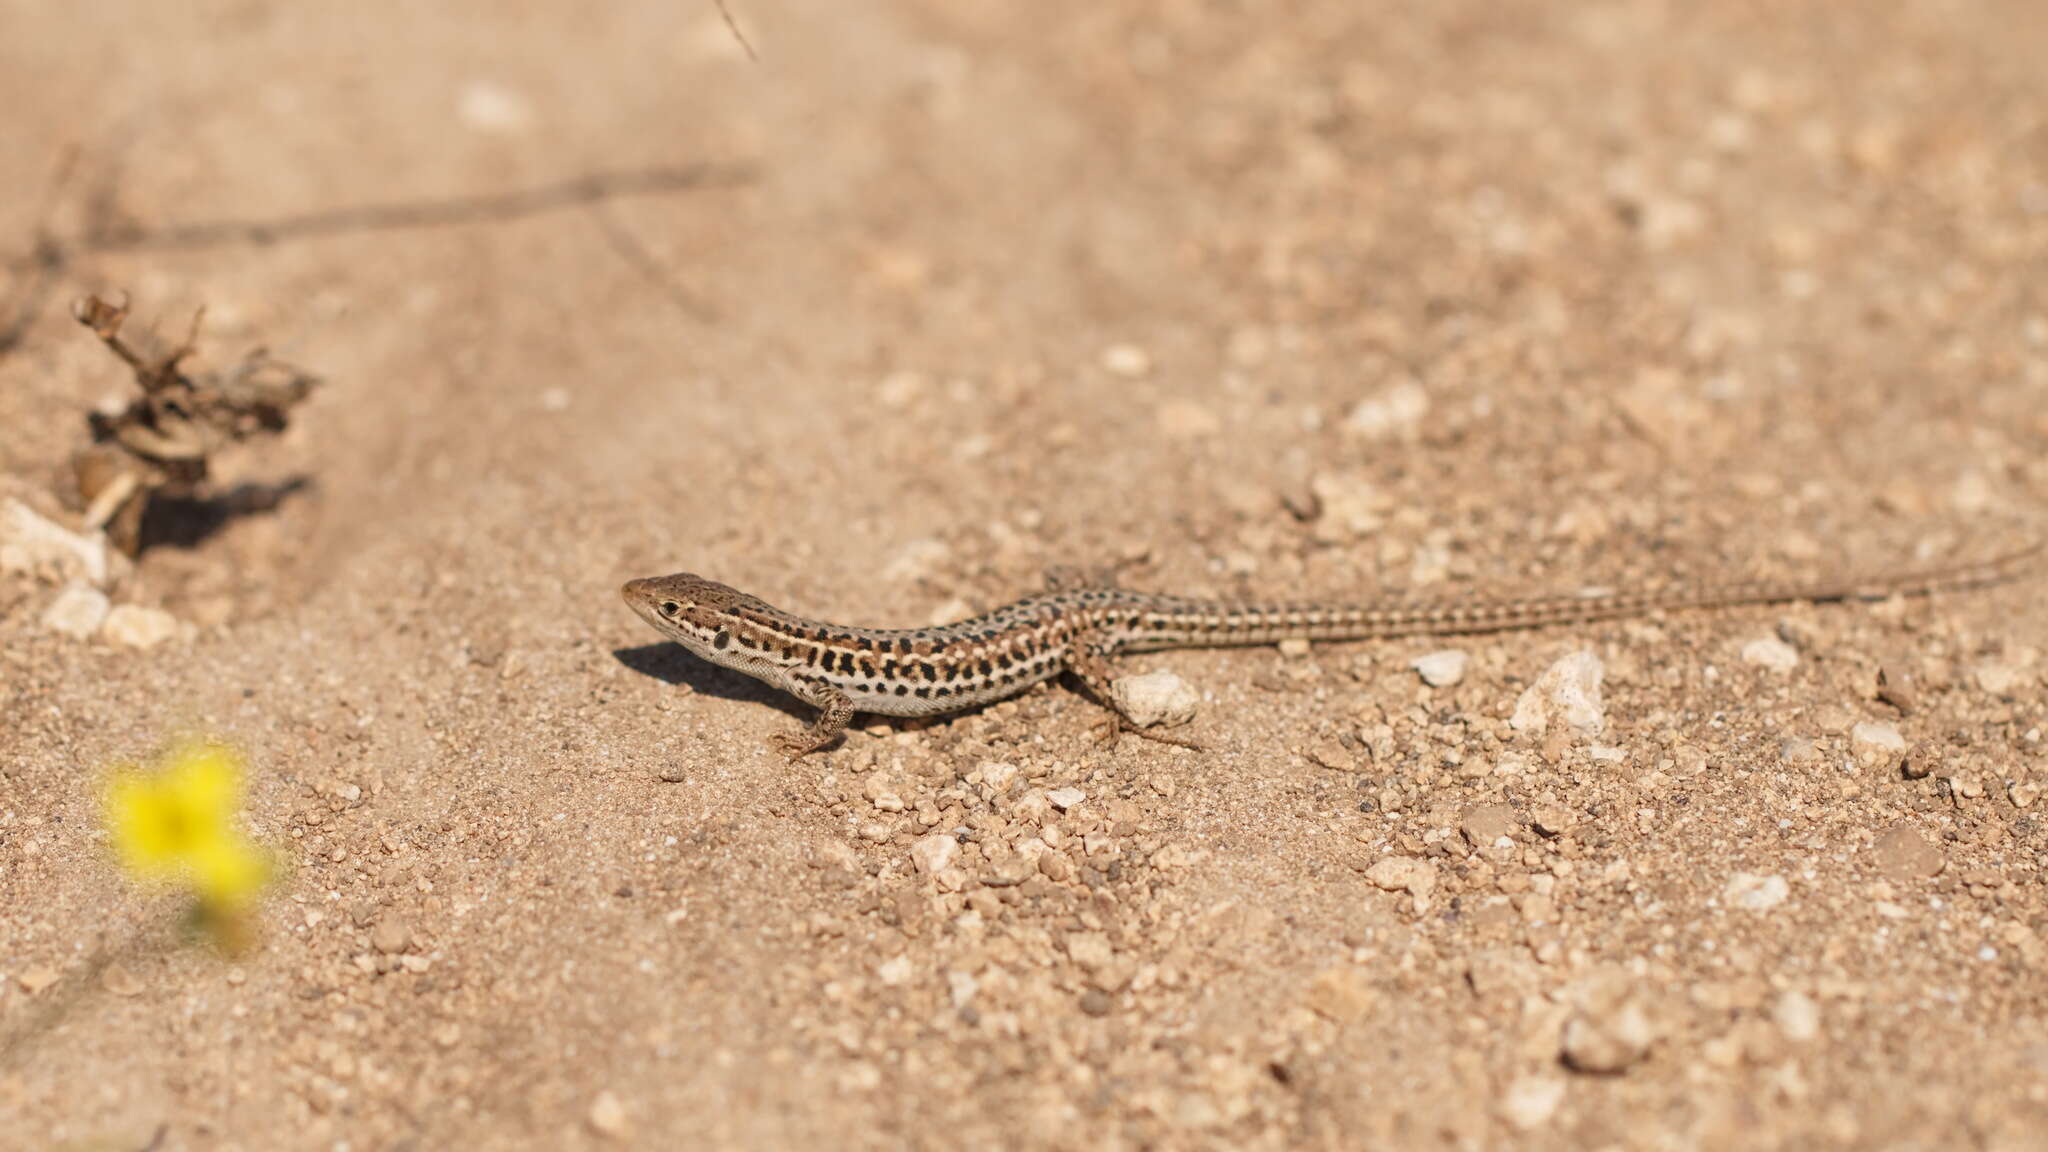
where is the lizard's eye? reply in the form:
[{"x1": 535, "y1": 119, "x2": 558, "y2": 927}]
[{"x1": 660, "y1": 601, "x2": 680, "y2": 616}]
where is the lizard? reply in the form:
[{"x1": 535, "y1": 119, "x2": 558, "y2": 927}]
[{"x1": 621, "y1": 542, "x2": 2040, "y2": 761}]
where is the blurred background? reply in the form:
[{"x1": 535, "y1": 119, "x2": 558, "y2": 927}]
[{"x1": 2, "y1": 1, "x2": 2045, "y2": 1147}]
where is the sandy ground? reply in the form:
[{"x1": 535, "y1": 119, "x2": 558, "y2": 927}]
[{"x1": 3, "y1": 1, "x2": 2047, "y2": 1148}]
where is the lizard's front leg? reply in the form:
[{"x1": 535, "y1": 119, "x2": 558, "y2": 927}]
[
  {"x1": 771, "y1": 683, "x2": 855, "y2": 762},
  {"x1": 1065, "y1": 630, "x2": 1203, "y2": 751}
]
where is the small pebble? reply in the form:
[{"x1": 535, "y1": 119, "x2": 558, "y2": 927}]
[
  {"x1": 100, "y1": 962, "x2": 142, "y2": 997},
  {"x1": 1361, "y1": 857, "x2": 1437, "y2": 913},
  {"x1": 1064, "y1": 931, "x2": 1115, "y2": 972},
  {"x1": 1773, "y1": 990, "x2": 1821, "y2": 1043},
  {"x1": 2010, "y1": 780, "x2": 2042, "y2": 810},
  {"x1": 1974, "y1": 662, "x2": 2022, "y2": 697},
  {"x1": 459, "y1": 80, "x2": 533, "y2": 134},
  {"x1": 1851, "y1": 721, "x2": 1906, "y2": 757},
  {"x1": 1, "y1": 499, "x2": 109, "y2": 585},
  {"x1": 1305, "y1": 965, "x2": 1377, "y2": 1023},
  {"x1": 1046, "y1": 788, "x2": 1086, "y2": 812},
  {"x1": 1874, "y1": 668, "x2": 1918, "y2": 714},
  {"x1": 1101, "y1": 343, "x2": 1152, "y2": 378},
  {"x1": 1079, "y1": 988, "x2": 1114, "y2": 1016},
  {"x1": 1110, "y1": 670, "x2": 1200, "y2": 728},
  {"x1": 1510, "y1": 650, "x2": 1606, "y2": 737},
  {"x1": 16, "y1": 968, "x2": 60, "y2": 995},
  {"x1": 1900, "y1": 741, "x2": 1937, "y2": 780},
  {"x1": 1529, "y1": 806, "x2": 1577, "y2": 838},
  {"x1": 41, "y1": 585, "x2": 109, "y2": 639},
  {"x1": 1499, "y1": 1076, "x2": 1566, "y2": 1131},
  {"x1": 1741, "y1": 636, "x2": 1799, "y2": 672},
  {"x1": 910, "y1": 833, "x2": 958, "y2": 876},
  {"x1": 103, "y1": 604, "x2": 178, "y2": 649},
  {"x1": 1305, "y1": 737, "x2": 1355, "y2": 771},
  {"x1": 1277, "y1": 637, "x2": 1312, "y2": 658},
  {"x1": 587, "y1": 1090, "x2": 627, "y2": 1138},
  {"x1": 1561, "y1": 977, "x2": 1658, "y2": 1074},
  {"x1": 1722, "y1": 872, "x2": 1789, "y2": 912},
  {"x1": 1342, "y1": 378, "x2": 1429, "y2": 440},
  {"x1": 371, "y1": 915, "x2": 413, "y2": 955},
  {"x1": 1460, "y1": 804, "x2": 1518, "y2": 849},
  {"x1": 1779, "y1": 737, "x2": 1820, "y2": 766},
  {"x1": 1411, "y1": 649, "x2": 1468, "y2": 687},
  {"x1": 1871, "y1": 824, "x2": 1943, "y2": 880}
]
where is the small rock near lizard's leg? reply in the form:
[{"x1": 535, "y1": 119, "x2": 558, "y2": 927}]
[{"x1": 1066, "y1": 630, "x2": 1203, "y2": 751}]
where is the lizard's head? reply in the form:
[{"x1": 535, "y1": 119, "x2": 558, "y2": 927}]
[{"x1": 621, "y1": 572, "x2": 780, "y2": 666}]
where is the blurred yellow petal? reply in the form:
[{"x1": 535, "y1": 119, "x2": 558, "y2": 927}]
[
  {"x1": 193, "y1": 836, "x2": 270, "y2": 911},
  {"x1": 101, "y1": 738, "x2": 272, "y2": 918}
]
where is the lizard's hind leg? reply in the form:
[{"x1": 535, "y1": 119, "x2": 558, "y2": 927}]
[{"x1": 1065, "y1": 629, "x2": 1203, "y2": 752}]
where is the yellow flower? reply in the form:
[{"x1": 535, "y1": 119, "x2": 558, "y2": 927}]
[{"x1": 104, "y1": 739, "x2": 271, "y2": 913}]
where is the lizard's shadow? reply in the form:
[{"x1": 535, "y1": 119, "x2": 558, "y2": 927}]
[{"x1": 611, "y1": 643, "x2": 812, "y2": 722}]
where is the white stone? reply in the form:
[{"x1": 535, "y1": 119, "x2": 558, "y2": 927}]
[
  {"x1": 1722, "y1": 872, "x2": 1789, "y2": 912},
  {"x1": 1411, "y1": 649, "x2": 1468, "y2": 687},
  {"x1": 1046, "y1": 788, "x2": 1086, "y2": 812},
  {"x1": 459, "y1": 81, "x2": 532, "y2": 134},
  {"x1": 1510, "y1": 650, "x2": 1607, "y2": 736},
  {"x1": 1063, "y1": 931, "x2": 1114, "y2": 970},
  {"x1": 1, "y1": 500, "x2": 109, "y2": 586},
  {"x1": 1773, "y1": 990, "x2": 1820, "y2": 1042},
  {"x1": 876, "y1": 955, "x2": 913, "y2": 986},
  {"x1": 1362, "y1": 857, "x2": 1437, "y2": 913},
  {"x1": 1111, "y1": 670, "x2": 1200, "y2": 728},
  {"x1": 586, "y1": 1091, "x2": 627, "y2": 1138},
  {"x1": 1850, "y1": 722, "x2": 1906, "y2": 754},
  {"x1": 102, "y1": 605, "x2": 178, "y2": 649},
  {"x1": 1499, "y1": 1076, "x2": 1566, "y2": 1131},
  {"x1": 910, "y1": 833, "x2": 958, "y2": 876},
  {"x1": 1974, "y1": 662, "x2": 2023, "y2": 697},
  {"x1": 1100, "y1": 343, "x2": 1152, "y2": 378},
  {"x1": 41, "y1": 585, "x2": 109, "y2": 639},
  {"x1": 1342, "y1": 378, "x2": 1429, "y2": 440},
  {"x1": 1740, "y1": 636, "x2": 1799, "y2": 672}
]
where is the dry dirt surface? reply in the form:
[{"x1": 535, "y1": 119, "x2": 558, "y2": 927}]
[{"x1": 4, "y1": 1, "x2": 2048, "y2": 1149}]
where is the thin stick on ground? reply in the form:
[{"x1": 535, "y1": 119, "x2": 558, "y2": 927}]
[{"x1": 713, "y1": 0, "x2": 760, "y2": 62}]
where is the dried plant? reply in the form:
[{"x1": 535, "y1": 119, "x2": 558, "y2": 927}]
[{"x1": 68, "y1": 294, "x2": 319, "y2": 555}]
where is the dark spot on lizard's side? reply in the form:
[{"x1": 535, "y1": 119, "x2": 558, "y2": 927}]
[
  {"x1": 894, "y1": 683, "x2": 909, "y2": 695},
  {"x1": 917, "y1": 661, "x2": 937, "y2": 681},
  {"x1": 978, "y1": 659, "x2": 993, "y2": 677}
]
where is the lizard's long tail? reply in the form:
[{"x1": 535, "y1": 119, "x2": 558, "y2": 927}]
[{"x1": 1116, "y1": 541, "x2": 2042, "y2": 651}]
